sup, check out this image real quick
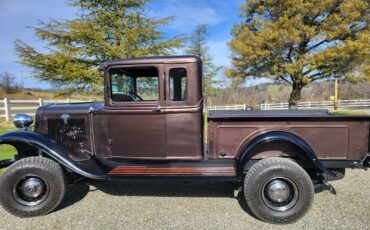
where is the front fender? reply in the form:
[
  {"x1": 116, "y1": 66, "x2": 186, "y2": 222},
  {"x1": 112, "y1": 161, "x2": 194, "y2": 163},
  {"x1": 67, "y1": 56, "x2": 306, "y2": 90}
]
[
  {"x1": 239, "y1": 131, "x2": 335, "y2": 177},
  {"x1": 0, "y1": 131, "x2": 105, "y2": 179}
]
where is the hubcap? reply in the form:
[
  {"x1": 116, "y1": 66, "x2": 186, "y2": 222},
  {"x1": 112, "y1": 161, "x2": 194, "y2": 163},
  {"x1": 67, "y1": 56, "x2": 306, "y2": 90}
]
[
  {"x1": 266, "y1": 180, "x2": 290, "y2": 203},
  {"x1": 262, "y1": 177, "x2": 298, "y2": 212},
  {"x1": 13, "y1": 176, "x2": 49, "y2": 206},
  {"x1": 20, "y1": 178, "x2": 44, "y2": 199}
]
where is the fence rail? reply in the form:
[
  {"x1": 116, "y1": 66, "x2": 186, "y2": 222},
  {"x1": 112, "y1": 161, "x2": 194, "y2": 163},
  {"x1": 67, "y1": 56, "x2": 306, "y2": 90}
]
[
  {"x1": 208, "y1": 104, "x2": 247, "y2": 111},
  {"x1": 260, "y1": 99, "x2": 370, "y2": 110},
  {"x1": 0, "y1": 98, "x2": 91, "y2": 121}
]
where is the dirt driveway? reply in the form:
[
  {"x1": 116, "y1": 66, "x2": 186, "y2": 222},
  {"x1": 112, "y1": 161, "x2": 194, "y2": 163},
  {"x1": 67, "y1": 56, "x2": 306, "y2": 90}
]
[{"x1": 0, "y1": 169, "x2": 369, "y2": 230}]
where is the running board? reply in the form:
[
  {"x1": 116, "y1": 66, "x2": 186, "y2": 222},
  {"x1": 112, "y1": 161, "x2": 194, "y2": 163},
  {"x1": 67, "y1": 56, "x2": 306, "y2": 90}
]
[
  {"x1": 108, "y1": 165, "x2": 236, "y2": 176},
  {"x1": 95, "y1": 157, "x2": 237, "y2": 177}
]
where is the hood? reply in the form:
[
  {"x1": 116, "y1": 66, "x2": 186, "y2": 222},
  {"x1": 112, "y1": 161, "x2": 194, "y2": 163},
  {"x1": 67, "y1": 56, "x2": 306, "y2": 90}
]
[
  {"x1": 34, "y1": 101, "x2": 103, "y2": 136},
  {"x1": 34, "y1": 102, "x2": 103, "y2": 156},
  {"x1": 37, "y1": 102, "x2": 103, "y2": 115}
]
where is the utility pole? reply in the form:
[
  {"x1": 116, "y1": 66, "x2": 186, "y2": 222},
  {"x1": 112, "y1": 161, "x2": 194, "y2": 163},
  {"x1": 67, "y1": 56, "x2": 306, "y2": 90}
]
[
  {"x1": 333, "y1": 40, "x2": 339, "y2": 111},
  {"x1": 21, "y1": 71, "x2": 24, "y2": 96},
  {"x1": 334, "y1": 76, "x2": 338, "y2": 110}
]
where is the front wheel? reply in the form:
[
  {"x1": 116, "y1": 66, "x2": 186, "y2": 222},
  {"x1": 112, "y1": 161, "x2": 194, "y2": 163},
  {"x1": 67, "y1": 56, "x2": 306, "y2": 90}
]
[
  {"x1": 243, "y1": 157, "x2": 314, "y2": 224},
  {"x1": 0, "y1": 157, "x2": 66, "y2": 217}
]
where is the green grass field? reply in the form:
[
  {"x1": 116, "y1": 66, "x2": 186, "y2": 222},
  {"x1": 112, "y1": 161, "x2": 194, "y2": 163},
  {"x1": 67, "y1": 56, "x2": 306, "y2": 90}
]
[
  {"x1": 330, "y1": 110, "x2": 368, "y2": 115},
  {"x1": 0, "y1": 121, "x2": 17, "y2": 174}
]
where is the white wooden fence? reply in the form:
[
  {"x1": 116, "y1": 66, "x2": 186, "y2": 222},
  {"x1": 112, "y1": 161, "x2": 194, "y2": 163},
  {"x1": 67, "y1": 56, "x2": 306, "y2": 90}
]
[
  {"x1": 0, "y1": 98, "x2": 91, "y2": 121},
  {"x1": 260, "y1": 99, "x2": 370, "y2": 110},
  {"x1": 208, "y1": 104, "x2": 247, "y2": 111}
]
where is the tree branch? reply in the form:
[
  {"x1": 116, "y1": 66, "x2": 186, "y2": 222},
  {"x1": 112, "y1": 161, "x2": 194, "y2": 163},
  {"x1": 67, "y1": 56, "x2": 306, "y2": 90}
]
[
  {"x1": 311, "y1": 72, "x2": 333, "y2": 81},
  {"x1": 286, "y1": 45, "x2": 293, "y2": 62},
  {"x1": 307, "y1": 39, "x2": 328, "y2": 52}
]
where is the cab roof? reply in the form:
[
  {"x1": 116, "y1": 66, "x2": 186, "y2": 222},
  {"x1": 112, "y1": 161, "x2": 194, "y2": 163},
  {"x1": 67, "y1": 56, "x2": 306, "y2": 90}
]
[{"x1": 100, "y1": 55, "x2": 201, "y2": 70}]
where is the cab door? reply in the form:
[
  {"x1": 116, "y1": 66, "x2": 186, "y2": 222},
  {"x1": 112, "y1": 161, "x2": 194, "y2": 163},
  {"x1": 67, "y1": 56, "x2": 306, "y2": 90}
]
[
  {"x1": 163, "y1": 63, "x2": 203, "y2": 160},
  {"x1": 93, "y1": 64, "x2": 166, "y2": 159}
]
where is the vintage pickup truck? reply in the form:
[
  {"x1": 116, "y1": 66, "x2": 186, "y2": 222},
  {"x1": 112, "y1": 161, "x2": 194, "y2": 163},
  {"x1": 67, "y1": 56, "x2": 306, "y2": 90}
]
[{"x1": 0, "y1": 56, "x2": 369, "y2": 224}]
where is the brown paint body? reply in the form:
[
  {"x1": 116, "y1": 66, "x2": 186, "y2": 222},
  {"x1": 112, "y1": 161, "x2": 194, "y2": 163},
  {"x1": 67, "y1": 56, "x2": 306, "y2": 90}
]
[
  {"x1": 34, "y1": 56, "x2": 370, "y2": 176},
  {"x1": 208, "y1": 119, "x2": 369, "y2": 161}
]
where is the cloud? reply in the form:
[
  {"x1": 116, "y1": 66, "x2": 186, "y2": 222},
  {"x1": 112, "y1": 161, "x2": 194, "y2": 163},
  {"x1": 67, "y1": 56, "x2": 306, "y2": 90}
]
[{"x1": 150, "y1": 0, "x2": 225, "y2": 33}]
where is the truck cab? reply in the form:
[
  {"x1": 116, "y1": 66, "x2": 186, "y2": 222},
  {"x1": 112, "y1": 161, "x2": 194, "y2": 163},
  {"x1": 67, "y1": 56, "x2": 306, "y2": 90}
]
[{"x1": 95, "y1": 56, "x2": 203, "y2": 161}]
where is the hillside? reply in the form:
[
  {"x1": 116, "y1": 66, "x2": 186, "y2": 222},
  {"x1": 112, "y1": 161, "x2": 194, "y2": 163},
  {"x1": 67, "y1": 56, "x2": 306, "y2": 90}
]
[{"x1": 0, "y1": 86, "x2": 101, "y2": 101}]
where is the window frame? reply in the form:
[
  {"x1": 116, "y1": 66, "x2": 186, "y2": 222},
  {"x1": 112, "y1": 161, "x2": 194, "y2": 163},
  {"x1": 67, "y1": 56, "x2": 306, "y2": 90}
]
[
  {"x1": 105, "y1": 64, "x2": 164, "y2": 108},
  {"x1": 165, "y1": 65, "x2": 190, "y2": 106},
  {"x1": 169, "y1": 67, "x2": 188, "y2": 102}
]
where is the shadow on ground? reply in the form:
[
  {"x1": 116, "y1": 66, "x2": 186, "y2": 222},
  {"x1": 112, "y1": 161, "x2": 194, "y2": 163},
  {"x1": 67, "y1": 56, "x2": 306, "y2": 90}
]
[{"x1": 55, "y1": 179, "x2": 257, "y2": 218}]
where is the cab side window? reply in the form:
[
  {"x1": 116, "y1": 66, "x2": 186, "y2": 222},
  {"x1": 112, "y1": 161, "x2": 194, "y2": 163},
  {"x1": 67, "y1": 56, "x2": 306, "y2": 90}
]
[
  {"x1": 110, "y1": 67, "x2": 159, "y2": 102},
  {"x1": 169, "y1": 68, "x2": 187, "y2": 101}
]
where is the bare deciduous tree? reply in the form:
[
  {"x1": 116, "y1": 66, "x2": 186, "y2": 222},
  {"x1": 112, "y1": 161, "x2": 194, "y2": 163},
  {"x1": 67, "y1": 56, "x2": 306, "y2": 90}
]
[{"x1": 0, "y1": 71, "x2": 16, "y2": 93}]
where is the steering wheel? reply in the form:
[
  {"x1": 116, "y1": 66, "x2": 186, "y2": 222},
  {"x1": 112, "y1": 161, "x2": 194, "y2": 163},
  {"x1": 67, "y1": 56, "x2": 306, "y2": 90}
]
[{"x1": 129, "y1": 91, "x2": 143, "y2": 101}]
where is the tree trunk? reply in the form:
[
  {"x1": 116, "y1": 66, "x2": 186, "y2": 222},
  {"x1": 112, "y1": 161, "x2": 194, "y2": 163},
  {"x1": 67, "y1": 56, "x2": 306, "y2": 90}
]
[{"x1": 288, "y1": 83, "x2": 303, "y2": 109}]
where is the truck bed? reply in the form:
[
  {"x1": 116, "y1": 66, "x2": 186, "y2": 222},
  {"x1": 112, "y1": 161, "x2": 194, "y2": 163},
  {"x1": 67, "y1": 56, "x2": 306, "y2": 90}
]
[{"x1": 207, "y1": 109, "x2": 370, "y2": 161}]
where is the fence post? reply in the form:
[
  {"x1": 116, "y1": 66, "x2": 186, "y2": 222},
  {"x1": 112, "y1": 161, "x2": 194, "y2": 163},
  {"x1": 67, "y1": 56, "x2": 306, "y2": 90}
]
[
  {"x1": 38, "y1": 98, "x2": 43, "y2": 106},
  {"x1": 4, "y1": 98, "x2": 10, "y2": 122}
]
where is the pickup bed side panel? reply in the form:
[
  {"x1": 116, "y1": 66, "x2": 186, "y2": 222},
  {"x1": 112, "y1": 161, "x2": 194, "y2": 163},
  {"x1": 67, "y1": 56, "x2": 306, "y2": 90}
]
[{"x1": 208, "y1": 120, "x2": 369, "y2": 161}]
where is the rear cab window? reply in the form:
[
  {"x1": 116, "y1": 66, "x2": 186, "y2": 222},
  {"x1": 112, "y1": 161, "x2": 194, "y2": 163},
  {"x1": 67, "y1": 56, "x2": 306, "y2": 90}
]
[{"x1": 169, "y1": 68, "x2": 187, "y2": 102}]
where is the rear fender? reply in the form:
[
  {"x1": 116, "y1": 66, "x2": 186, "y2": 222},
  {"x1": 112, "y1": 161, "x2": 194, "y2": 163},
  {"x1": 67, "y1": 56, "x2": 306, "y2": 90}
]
[{"x1": 238, "y1": 131, "x2": 335, "y2": 177}]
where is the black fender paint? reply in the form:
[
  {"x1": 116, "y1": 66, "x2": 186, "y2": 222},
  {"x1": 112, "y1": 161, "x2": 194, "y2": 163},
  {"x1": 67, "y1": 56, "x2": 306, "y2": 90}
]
[
  {"x1": 238, "y1": 131, "x2": 336, "y2": 177},
  {"x1": 0, "y1": 131, "x2": 105, "y2": 179}
]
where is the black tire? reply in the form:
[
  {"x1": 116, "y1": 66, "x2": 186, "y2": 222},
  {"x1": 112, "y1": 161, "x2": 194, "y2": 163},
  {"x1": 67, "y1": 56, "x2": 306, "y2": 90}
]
[
  {"x1": 244, "y1": 157, "x2": 314, "y2": 224},
  {"x1": 0, "y1": 157, "x2": 65, "y2": 217}
]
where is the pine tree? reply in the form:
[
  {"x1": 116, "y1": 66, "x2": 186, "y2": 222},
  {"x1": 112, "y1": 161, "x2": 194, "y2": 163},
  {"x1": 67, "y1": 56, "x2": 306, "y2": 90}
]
[
  {"x1": 227, "y1": 0, "x2": 369, "y2": 109},
  {"x1": 185, "y1": 24, "x2": 220, "y2": 106},
  {"x1": 15, "y1": 0, "x2": 185, "y2": 93}
]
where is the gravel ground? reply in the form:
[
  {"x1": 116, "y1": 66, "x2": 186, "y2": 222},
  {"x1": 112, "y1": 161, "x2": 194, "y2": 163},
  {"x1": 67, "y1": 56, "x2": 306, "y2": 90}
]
[{"x1": 0, "y1": 169, "x2": 369, "y2": 230}]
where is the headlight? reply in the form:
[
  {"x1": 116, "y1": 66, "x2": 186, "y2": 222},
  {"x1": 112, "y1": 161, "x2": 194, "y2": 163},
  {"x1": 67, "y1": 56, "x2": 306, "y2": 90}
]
[{"x1": 13, "y1": 114, "x2": 33, "y2": 130}]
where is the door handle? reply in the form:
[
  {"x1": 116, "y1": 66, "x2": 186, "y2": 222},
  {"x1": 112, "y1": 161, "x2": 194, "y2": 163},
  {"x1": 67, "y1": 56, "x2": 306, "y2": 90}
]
[{"x1": 152, "y1": 105, "x2": 161, "y2": 113}]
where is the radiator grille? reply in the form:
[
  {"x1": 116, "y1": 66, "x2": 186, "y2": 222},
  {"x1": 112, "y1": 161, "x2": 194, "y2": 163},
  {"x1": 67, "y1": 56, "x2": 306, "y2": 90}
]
[{"x1": 46, "y1": 116, "x2": 87, "y2": 149}]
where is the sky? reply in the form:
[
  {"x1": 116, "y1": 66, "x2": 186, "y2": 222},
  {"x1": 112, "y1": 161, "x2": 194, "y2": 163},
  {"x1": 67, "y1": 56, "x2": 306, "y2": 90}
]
[{"x1": 0, "y1": 0, "x2": 244, "y2": 89}]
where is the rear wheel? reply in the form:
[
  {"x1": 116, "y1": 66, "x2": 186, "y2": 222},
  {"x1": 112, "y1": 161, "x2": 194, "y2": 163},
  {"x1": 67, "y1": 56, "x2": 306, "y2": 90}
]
[
  {"x1": 243, "y1": 157, "x2": 314, "y2": 224},
  {"x1": 0, "y1": 157, "x2": 65, "y2": 217}
]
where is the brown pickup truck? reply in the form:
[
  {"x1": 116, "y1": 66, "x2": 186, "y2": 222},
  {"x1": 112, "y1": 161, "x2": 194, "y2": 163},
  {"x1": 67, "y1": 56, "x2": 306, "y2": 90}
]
[{"x1": 0, "y1": 56, "x2": 369, "y2": 224}]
